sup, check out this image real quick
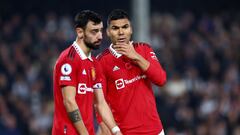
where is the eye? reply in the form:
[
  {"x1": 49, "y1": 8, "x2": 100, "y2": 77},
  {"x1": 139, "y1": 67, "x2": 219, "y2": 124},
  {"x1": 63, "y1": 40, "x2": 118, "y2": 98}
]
[
  {"x1": 91, "y1": 29, "x2": 100, "y2": 34},
  {"x1": 122, "y1": 24, "x2": 129, "y2": 29},
  {"x1": 111, "y1": 26, "x2": 119, "y2": 30}
]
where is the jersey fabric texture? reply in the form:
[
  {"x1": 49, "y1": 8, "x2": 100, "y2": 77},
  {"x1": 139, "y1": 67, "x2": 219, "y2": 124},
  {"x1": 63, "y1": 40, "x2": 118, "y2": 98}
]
[
  {"x1": 52, "y1": 42, "x2": 102, "y2": 135},
  {"x1": 97, "y1": 42, "x2": 167, "y2": 135}
]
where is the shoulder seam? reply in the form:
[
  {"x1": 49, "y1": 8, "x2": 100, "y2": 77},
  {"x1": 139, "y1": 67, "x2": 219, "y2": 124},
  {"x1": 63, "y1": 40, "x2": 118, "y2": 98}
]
[
  {"x1": 67, "y1": 46, "x2": 76, "y2": 60},
  {"x1": 133, "y1": 42, "x2": 151, "y2": 48}
]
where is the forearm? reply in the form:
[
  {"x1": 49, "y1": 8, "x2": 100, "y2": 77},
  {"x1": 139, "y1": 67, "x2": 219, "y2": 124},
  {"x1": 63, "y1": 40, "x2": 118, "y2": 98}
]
[
  {"x1": 73, "y1": 119, "x2": 88, "y2": 135},
  {"x1": 96, "y1": 101, "x2": 117, "y2": 129},
  {"x1": 97, "y1": 122, "x2": 112, "y2": 135},
  {"x1": 132, "y1": 52, "x2": 166, "y2": 86},
  {"x1": 144, "y1": 61, "x2": 167, "y2": 86},
  {"x1": 94, "y1": 88, "x2": 121, "y2": 135},
  {"x1": 64, "y1": 100, "x2": 88, "y2": 135}
]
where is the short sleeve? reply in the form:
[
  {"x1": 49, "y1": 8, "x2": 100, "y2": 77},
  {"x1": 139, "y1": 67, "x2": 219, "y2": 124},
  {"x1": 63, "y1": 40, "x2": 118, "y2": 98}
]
[{"x1": 57, "y1": 58, "x2": 78, "y2": 87}]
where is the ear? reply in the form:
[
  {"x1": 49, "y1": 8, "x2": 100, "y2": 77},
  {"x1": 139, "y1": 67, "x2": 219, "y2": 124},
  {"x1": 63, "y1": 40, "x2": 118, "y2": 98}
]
[
  {"x1": 106, "y1": 28, "x2": 110, "y2": 37},
  {"x1": 129, "y1": 25, "x2": 133, "y2": 35},
  {"x1": 76, "y1": 28, "x2": 84, "y2": 39}
]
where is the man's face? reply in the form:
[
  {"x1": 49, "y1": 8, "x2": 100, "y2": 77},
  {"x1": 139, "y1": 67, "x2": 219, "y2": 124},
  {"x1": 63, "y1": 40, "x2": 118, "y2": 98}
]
[
  {"x1": 83, "y1": 21, "x2": 103, "y2": 50},
  {"x1": 107, "y1": 18, "x2": 132, "y2": 44}
]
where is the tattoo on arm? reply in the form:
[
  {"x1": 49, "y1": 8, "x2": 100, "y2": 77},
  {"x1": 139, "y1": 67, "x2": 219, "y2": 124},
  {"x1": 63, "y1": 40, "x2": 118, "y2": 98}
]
[{"x1": 68, "y1": 109, "x2": 82, "y2": 123}]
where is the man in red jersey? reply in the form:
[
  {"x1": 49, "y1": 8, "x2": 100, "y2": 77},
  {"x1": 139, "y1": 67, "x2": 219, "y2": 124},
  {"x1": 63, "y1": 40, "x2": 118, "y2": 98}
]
[
  {"x1": 52, "y1": 10, "x2": 122, "y2": 135},
  {"x1": 96, "y1": 9, "x2": 167, "y2": 135}
]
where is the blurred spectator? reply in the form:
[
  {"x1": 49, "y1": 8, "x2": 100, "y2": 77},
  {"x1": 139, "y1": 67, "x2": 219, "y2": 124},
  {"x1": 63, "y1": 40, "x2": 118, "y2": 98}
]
[
  {"x1": 1, "y1": 113, "x2": 22, "y2": 135},
  {"x1": 150, "y1": 11, "x2": 240, "y2": 135}
]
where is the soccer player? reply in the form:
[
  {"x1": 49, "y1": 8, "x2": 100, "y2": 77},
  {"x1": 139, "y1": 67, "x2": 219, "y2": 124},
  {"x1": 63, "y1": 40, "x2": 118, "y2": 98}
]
[
  {"x1": 96, "y1": 9, "x2": 167, "y2": 135},
  {"x1": 52, "y1": 10, "x2": 122, "y2": 135}
]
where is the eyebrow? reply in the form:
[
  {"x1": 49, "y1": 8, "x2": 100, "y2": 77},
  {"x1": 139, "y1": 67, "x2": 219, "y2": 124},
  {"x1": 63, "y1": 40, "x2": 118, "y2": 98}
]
[
  {"x1": 111, "y1": 24, "x2": 129, "y2": 28},
  {"x1": 91, "y1": 28, "x2": 103, "y2": 32}
]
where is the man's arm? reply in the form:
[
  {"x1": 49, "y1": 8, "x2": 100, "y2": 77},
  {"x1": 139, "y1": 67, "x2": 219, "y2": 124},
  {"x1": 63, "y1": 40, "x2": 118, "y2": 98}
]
[
  {"x1": 114, "y1": 41, "x2": 150, "y2": 71},
  {"x1": 94, "y1": 89, "x2": 122, "y2": 135},
  {"x1": 62, "y1": 86, "x2": 89, "y2": 135},
  {"x1": 96, "y1": 122, "x2": 112, "y2": 135},
  {"x1": 114, "y1": 41, "x2": 166, "y2": 86}
]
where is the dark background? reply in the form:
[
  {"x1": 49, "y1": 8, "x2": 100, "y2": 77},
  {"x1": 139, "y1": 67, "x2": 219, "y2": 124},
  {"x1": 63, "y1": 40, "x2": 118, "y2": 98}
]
[{"x1": 1, "y1": 0, "x2": 240, "y2": 17}]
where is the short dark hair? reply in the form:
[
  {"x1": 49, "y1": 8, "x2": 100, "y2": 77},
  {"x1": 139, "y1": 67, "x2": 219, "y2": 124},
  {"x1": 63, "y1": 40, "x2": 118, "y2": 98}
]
[
  {"x1": 74, "y1": 10, "x2": 102, "y2": 29},
  {"x1": 107, "y1": 9, "x2": 130, "y2": 26}
]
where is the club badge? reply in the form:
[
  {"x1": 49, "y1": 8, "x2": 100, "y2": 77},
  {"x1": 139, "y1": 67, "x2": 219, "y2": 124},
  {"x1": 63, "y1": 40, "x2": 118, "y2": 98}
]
[{"x1": 91, "y1": 67, "x2": 96, "y2": 81}]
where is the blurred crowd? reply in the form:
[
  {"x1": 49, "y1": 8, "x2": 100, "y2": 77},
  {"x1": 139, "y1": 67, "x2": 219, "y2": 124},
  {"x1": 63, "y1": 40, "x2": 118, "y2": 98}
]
[
  {"x1": 0, "y1": 11, "x2": 239, "y2": 135},
  {"x1": 151, "y1": 12, "x2": 240, "y2": 135}
]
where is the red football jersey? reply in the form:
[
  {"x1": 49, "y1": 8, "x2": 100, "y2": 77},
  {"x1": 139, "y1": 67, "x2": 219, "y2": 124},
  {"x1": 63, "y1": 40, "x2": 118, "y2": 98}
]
[
  {"x1": 52, "y1": 42, "x2": 102, "y2": 135},
  {"x1": 97, "y1": 42, "x2": 167, "y2": 135}
]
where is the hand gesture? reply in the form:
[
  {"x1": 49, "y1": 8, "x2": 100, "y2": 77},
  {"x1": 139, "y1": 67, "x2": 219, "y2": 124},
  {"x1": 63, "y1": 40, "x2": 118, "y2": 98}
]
[{"x1": 114, "y1": 41, "x2": 140, "y2": 60}]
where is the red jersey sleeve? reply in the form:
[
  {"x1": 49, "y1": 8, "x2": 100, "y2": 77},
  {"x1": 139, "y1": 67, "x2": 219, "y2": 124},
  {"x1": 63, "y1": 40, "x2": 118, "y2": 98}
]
[
  {"x1": 143, "y1": 44, "x2": 167, "y2": 86},
  {"x1": 57, "y1": 58, "x2": 78, "y2": 87}
]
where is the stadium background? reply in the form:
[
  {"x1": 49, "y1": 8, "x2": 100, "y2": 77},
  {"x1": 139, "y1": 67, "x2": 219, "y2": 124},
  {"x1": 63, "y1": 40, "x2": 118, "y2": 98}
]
[{"x1": 0, "y1": 0, "x2": 240, "y2": 135}]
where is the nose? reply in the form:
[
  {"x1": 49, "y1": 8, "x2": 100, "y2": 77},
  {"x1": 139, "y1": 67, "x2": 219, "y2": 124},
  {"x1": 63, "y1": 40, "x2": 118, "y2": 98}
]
[
  {"x1": 98, "y1": 32, "x2": 103, "y2": 40},
  {"x1": 118, "y1": 28, "x2": 124, "y2": 35}
]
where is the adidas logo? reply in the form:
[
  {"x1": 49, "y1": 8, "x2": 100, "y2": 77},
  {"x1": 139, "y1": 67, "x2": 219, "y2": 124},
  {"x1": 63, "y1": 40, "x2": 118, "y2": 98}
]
[
  {"x1": 82, "y1": 69, "x2": 87, "y2": 75},
  {"x1": 113, "y1": 66, "x2": 120, "y2": 71}
]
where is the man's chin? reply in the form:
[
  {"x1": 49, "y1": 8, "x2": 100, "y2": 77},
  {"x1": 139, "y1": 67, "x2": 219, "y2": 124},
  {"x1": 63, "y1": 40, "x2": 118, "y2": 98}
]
[
  {"x1": 85, "y1": 42, "x2": 101, "y2": 50},
  {"x1": 95, "y1": 42, "x2": 101, "y2": 45},
  {"x1": 93, "y1": 47, "x2": 100, "y2": 50},
  {"x1": 92, "y1": 44, "x2": 100, "y2": 50}
]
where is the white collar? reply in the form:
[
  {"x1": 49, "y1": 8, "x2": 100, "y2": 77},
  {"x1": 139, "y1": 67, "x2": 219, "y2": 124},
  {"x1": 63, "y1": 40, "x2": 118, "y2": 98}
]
[
  {"x1": 109, "y1": 44, "x2": 122, "y2": 58},
  {"x1": 72, "y1": 41, "x2": 93, "y2": 61}
]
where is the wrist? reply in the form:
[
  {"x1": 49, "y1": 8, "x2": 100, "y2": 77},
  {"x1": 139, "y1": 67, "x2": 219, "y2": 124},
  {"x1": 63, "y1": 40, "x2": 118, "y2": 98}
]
[
  {"x1": 132, "y1": 53, "x2": 141, "y2": 61},
  {"x1": 111, "y1": 126, "x2": 120, "y2": 134}
]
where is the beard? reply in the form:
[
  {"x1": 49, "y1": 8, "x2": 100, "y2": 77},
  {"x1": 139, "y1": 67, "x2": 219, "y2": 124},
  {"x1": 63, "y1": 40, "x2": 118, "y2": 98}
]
[
  {"x1": 85, "y1": 40, "x2": 100, "y2": 50},
  {"x1": 83, "y1": 35, "x2": 101, "y2": 50}
]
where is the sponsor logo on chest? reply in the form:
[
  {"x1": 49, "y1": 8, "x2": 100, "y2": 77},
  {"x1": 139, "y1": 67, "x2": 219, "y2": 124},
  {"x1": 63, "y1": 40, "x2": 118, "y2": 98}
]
[
  {"x1": 77, "y1": 83, "x2": 93, "y2": 94},
  {"x1": 115, "y1": 75, "x2": 146, "y2": 90}
]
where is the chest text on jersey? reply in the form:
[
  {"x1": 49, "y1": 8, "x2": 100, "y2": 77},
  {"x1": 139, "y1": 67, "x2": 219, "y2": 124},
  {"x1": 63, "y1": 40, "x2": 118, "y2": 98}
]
[{"x1": 115, "y1": 75, "x2": 146, "y2": 90}]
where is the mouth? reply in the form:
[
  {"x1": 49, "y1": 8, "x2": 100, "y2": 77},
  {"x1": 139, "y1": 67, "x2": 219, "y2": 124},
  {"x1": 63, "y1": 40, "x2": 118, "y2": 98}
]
[
  {"x1": 94, "y1": 40, "x2": 102, "y2": 45},
  {"x1": 117, "y1": 38, "x2": 126, "y2": 43}
]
